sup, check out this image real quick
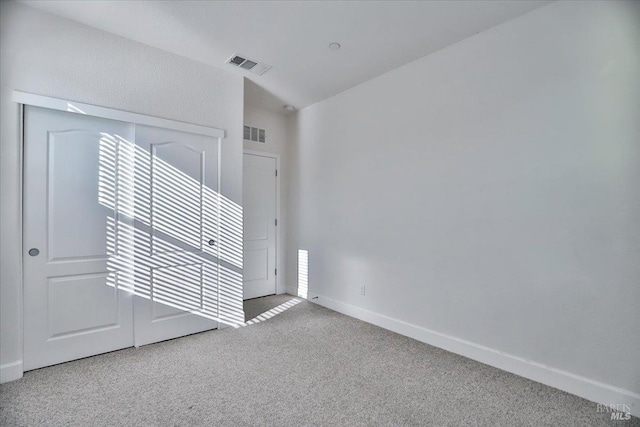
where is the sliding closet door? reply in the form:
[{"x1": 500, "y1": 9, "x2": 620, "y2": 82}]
[
  {"x1": 132, "y1": 124, "x2": 219, "y2": 346},
  {"x1": 23, "y1": 106, "x2": 135, "y2": 370},
  {"x1": 23, "y1": 102, "x2": 223, "y2": 369}
]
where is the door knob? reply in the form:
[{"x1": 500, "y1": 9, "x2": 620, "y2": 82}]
[
  {"x1": 28, "y1": 248, "x2": 40, "y2": 256},
  {"x1": 208, "y1": 239, "x2": 216, "y2": 246}
]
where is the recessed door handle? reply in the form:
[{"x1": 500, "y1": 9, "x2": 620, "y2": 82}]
[{"x1": 28, "y1": 248, "x2": 40, "y2": 257}]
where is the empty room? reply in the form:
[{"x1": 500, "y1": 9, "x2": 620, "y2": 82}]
[{"x1": 1, "y1": 0, "x2": 639, "y2": 425}]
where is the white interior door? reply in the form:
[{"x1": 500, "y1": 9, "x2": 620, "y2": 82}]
[
  {"x1": 132, "y1": 124, "x2": 218, "y2": 346},
  {"x1": 243, "y1": 153, "x2": 277, "y2": 300},
  {"x1": 23, "y1": 104, "x2": 224, "y2": 369},
  {"x1": 23, "y1": 106, "x2": 135, "y2": 370}
]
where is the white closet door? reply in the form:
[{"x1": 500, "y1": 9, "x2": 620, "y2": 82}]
[
  {"x1": 132, "y1": 124, "x2": 219, "y2": 346},
  {"x1": 23, "y1": 106, "x2": 135, "y2": 370},
  {"x1": 243, "y1": 153, "x2": 277, "y2": 300}
]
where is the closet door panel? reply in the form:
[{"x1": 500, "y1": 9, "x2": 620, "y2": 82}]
[
  {"x1": 132, "y1": 124, "x2": 220, "y2": 346},
  {"x1": 23, "y1": 106, "x2": 135, "y2": 370}
]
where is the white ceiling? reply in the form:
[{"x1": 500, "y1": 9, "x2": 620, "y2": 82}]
[{"x1": 21, "y1": 0, "x2": 551, "y2": 114}]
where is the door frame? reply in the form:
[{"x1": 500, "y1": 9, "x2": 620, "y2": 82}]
[
  {"x1": 9, "y1": 90, "x2": 226, "y2": 382},
  {"x1": 243, "y1": 149, "x2": 282, "y2": 296}
]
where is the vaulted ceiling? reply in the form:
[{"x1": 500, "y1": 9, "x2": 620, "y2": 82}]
[{"x1": 21, "y1": 0, "x2": 551, "y2": 113}]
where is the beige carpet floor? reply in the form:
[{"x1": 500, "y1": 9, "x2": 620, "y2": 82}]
[{"x1": 1, "y1": 295, "x2": 637, "y2": 426}]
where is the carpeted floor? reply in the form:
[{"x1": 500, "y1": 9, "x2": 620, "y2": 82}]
[
  {"x1": 1, "y1": 295, "x2": 638, "y2": 426},
  {"x1": 243, "y1": 293, "x2": 294, "y2": 322}
]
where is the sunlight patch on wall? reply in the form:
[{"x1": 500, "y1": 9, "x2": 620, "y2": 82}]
[{"x1": 298, "y1": 249, "x2": 308, "y2": 299}]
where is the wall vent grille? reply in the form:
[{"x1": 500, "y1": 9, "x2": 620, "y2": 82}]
[
  {"x1": 226, "y1": 53, "x2": 272, "y2": 75},
  {"x1": 244, "y1": 125, "x2": 266, "y2": 143}
]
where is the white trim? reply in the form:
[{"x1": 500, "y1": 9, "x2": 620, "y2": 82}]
[
  {"x1": 0, "y1": 360, "x2": 24, "y2": 384},
  {"x1": 312, "y1": 295, "x2": 640, "y2": 418},
  {"x1": 17, "y1": 104, "x2": 25, "y2": 380},
  {"x1": 243, "y1": 150, "x2": 282, "y2": 295},
  {"x1": 12, "y1": 91, "x2": 225, "y2": 139}
]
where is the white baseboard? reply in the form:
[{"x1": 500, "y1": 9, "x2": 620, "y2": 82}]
[
  {"x1": 0, "y1": 360, "x2": 23, "y2": 384},
  {"x1": 312, "y1": 295, "x2": 640, "y2": 418}
]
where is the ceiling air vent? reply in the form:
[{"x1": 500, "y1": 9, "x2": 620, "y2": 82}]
[
  {"x1": 244, "y1": 125, "x2": 266, "y2": 143},
  {"x1": 226, "y1": 53, "x2": 272, "y2": 75}
]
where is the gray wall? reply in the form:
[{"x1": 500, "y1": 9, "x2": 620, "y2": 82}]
[
  {"x1": 287, "y1": 0, "x2": 640, "y2": 397},
  {"x1": 0, "y1": 2, "x2": 244, "y2": 380}
]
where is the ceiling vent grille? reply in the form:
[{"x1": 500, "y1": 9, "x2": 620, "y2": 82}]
[
  {"x1": 244, "y1": 125, "x2": 266, "y2": 143},
  {"x1": 226, "y1": 53, "x2": 272, "y2": 75}
]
